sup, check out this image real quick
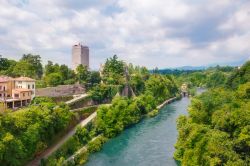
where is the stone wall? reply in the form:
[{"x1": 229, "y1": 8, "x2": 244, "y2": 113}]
[{"x1": 36, "y1": 84, "x2": 85, "y2": 97}]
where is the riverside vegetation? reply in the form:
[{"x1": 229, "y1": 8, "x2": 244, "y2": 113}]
[
  {"x1": 0, "y1": 98, "x2": 74, "y2": 165},
  {"x1": 174, "y1": 61, "x2": 250, "y2": 165},
  {"x1": 0, "y1": 55, "x2": 179, "y2": 166},
  {"x1": 42, "y1": 55, "x2": 179, "y2": 165}
]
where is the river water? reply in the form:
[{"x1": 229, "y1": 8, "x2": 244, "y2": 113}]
[{"x1": 85, "y1": 94, "x2": 195, "y2": 166}]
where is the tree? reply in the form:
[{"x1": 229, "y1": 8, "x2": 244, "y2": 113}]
[
  {"x1": 0, "y1": 55, "x2": 15, "y2": 71},
  {"x1": 60, "y1": 64, "x2": 75, "y2": 81},
  {"x1": 13, "y1": 60, "x2": 36, "y2": 78},
  {"x1": 44, "y1": 61, "x2": 60, "y2": 75},
  {"x1": 102, "y1": 55, "x2": 125, "y2": 85},
  {"x1": 86, "y1": 71, "x2": 101, "y2": 88},
  {"x1": 145, "y1": 75, "x2": 178, "y2": 103},
  {"x1": 44, "y1": 73, "x2": 63, "y2": 86},
  {"x1": 20, "y1": 54, "x2": 43, "y2": 79},
  {"x1": 227, "y1": 61, "x2": 250, "y2": 89},
  {"x1": 206, "y1": 71, "x2": 226, "y2": 88},
  {"x1": 76, "y1": 64, "x2": 89, "y2": 83}
]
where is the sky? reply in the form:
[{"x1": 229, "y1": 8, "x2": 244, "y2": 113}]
[{"x1": 0, "y1": 0, "x2": 249, "y2": 69}]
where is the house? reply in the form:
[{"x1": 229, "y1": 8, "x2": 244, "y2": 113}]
[
  {"x1": 14, "y1": 77, "x2": 36, "y2": 99},
  {"x1": 0, "y1": 76, "x2": 36, "y2": 110}
]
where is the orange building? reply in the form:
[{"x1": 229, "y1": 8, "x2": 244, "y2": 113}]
[
  {"x1": 0, "y1": 76, "x2": 35, "y2": 110},
  {"x1": 0, "y1": 76, "x2": 14, "y2": 99}
]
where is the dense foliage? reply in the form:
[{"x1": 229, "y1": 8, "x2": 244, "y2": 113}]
[
  {"x1": 89, "y1": 84, "x2": 120, "y2": 103},
  {"x1": 174, "y1": 61, "x2": 250, "y2": 165},
  {"x1": 0, "y1": 99, "x2": 73, "y2": 166},
  {"x1": 102, "y1": 55, "x2": 125, "y2": 85},
  {"x1": 227, "y1": 61, "x2": 250, "y2": 89},
  {"x1": 0, "y1": 54, "x2": 43, "y2": 79},
  {"x1": 95, "y1": 74, "x2": 178, "y2": 138}
]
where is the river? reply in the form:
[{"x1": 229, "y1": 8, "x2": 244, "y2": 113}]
[{"x1": 85, "y1": 92, "x2": 199, "y2": 166}]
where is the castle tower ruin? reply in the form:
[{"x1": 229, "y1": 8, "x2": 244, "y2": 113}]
[{"x1": 72, "y1": 43, "x2": 89, "y2": 70}]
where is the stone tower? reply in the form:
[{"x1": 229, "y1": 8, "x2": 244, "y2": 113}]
[{"x1": 72, "y1": 43, "x2": 89, "y2": 70}]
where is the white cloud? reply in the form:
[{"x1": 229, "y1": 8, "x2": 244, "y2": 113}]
[
  {"x1": 0, "y1": 0, "x2": 249, "y2": 69},
  {"x1": 219, "y1": 2, "x2": 250, "y2": 32}
]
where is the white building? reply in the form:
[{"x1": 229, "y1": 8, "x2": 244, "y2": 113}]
[{"x1": 14, "y1": 77, "x2": 36, "y2": 99}]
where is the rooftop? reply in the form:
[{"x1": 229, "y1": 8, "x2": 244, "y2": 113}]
[
  {"x1": 14, "y1": 77, "x2": 36, "y2": 82},
  {"x1": 0, "y1": 76, "x2": 13, "y2": 82}
]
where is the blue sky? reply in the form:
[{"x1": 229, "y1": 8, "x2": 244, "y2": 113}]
[{"x1": 0, "y1": 0, "x2": 249, "y2": 69}]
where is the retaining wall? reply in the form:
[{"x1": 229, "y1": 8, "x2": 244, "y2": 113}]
[{"x1": 36, "y1": 84, "x2": 85, "y2": 97}]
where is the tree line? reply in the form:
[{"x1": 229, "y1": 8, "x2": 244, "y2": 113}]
[{"x1": 174, "y1": 61, "x2": 250, "y2": 165}]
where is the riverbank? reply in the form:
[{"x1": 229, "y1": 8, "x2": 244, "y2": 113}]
[{"x1": 156, "y1": 97, "x2": 177, "y2": 110}]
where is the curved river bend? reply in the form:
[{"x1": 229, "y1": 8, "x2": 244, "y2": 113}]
[{"x1": 86, "y1": 97, "x2": 191, "y2": 166}]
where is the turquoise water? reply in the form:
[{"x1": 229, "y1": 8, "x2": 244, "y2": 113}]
[{"x1": 86, "y1": 96, "x2": 191, "y2": 166}]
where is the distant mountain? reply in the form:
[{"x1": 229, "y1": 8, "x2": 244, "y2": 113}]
[
  {"x1": 173, "y1": 66, "x2": 207, "y2": 71},
  {"x1": 150, "y1": 66, "x2": 206, "y2": 75}
]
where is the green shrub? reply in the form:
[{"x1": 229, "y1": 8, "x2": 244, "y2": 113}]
[
  {"x1": 147, "y1": 109, "x2": 159, "y2": 117},
  {"x1": 74, "y1": 150, "x2": 89, "y2": 165},
  {"x1": 87, "y1": 136, "x2": 108, "y2": 153}
]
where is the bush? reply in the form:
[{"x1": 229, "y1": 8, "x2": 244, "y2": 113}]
[
  {"x1": 87, "y1": 136, "x2": 108, "y2": 153},
  {"x1": 74, "y1": 150, "x2": 89, "y2": 165},
  {"x1": 147, "y1": 109, "x2": 159, "y2": 117}
]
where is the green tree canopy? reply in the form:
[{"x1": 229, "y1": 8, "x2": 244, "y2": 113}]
[{"x1": 102, "y1": 55, "x2": 125, "y2": 85}]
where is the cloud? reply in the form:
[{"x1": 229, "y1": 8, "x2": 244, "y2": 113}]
[{"x1": 0, "y1": 0, "x2": 249, "y2": 69}]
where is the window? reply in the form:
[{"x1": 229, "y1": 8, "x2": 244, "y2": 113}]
[
  {"x1": 32, "y1": 84, "x2": 35, "y2": 89},
  {"x1": 14, "y1": 93, "x2": 19, "y2": 98},
  {"x1": 0, "y1": 94, "x2": 2, "y2": 97},
  {"x1": 18, "y1": 81, "x2": 22, "y2": 84},
  {"x1": 4, "y1": 93, "x2": 5, "y2": 97},
  {"x1": 3, "y1": 86, "x2": 5, "y2": 91},
  {"x1": 23, "y1": 93, "x2": 25, "y2": 97},
  {"x1": 28, "y1": 85, "x2": 30, "y2": 89}
]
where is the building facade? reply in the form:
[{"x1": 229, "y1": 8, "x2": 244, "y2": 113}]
[
  {"x1": 0, "y1": 76, "x2": 14, "y2": 99},
  {"x1": 72, "y1": 43, "x2": 89, "y2": 71},
  {"x1": 0, "y1": 76, "x2": 35, "y2": 110},
  {"x1": 14, "y1": 77, "x2": 36, "y2": 99}
]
